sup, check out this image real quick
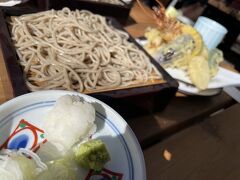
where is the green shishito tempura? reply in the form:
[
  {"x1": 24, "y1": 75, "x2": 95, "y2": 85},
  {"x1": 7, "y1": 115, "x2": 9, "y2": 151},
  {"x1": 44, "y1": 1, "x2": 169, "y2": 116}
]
[{"x1": 74, "y1": 139, "x2": 110, "y2": 171}]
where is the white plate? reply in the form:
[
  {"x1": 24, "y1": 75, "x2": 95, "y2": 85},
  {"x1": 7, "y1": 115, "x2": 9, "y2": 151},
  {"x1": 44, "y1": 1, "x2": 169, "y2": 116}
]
[
  {"x1": 166, "y1": 67, "x2": 240, "y2": 89},
  {"x1": 0, "y1": 0, "x2": 22, "y2": 6},
  {"x1": 178, "y1": 81, "x2": 222, "y2": 96},
  {"x1": 136, "y1": 38, "x2": 240, "y2": 96},
  {"x1": 0, "y1": 90, "x2": 146, "y2": 180}
]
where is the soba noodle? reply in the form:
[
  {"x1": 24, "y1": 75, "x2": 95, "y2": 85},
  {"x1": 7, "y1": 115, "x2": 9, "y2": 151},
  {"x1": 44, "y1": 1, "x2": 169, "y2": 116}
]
[{"x1": 11, "y1": 8, "x2": 162, "y2": 92}]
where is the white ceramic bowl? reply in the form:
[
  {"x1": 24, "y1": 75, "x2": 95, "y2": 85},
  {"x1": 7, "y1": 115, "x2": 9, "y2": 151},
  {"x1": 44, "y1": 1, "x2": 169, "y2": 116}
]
[
  {"x1": 194, "y1": 16, "x2": 228, "y2": 50},
  {"x1": 0, "y1": 90, "x2": 146, "y2": 180}
]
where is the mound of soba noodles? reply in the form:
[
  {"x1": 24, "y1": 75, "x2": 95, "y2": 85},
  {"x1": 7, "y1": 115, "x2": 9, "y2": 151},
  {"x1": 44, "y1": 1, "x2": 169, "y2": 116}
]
[{"x1": 11, "y1": 8, "x2": 162, "y2": 93}]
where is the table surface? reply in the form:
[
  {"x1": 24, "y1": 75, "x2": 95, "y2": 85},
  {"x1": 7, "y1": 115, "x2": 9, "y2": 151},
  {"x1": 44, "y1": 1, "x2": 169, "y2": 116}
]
[
  {"x1": 0, "y1": 2, "x2": 238, "y2": 179},
  {"x1": 124, "y1": 2, "x2": 236, "y2": 146},
  {"x1": 144, "y1": 104, "x2": 240, "y2": 180},
  {"x1": 208, "y1": 0, "x2": 240, "y2": 21},
  {"x1": 127, "y1": 4, "x2": 239, "y2": 179}
]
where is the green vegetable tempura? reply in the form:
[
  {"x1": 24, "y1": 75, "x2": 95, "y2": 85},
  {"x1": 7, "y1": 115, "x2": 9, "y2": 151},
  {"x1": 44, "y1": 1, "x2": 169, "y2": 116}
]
[{"x1": 74, "y1": 139, "x2": 110, "y2": 171}]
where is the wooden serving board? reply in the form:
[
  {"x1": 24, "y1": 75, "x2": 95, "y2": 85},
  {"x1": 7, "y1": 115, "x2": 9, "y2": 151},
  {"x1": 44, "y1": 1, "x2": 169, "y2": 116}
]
[
  {"x1": 0, "y1": 45, "x2": 14, "y2": 104},
  {"x1": 0, "y1": 7, "x2": 178, "y2": 100}
]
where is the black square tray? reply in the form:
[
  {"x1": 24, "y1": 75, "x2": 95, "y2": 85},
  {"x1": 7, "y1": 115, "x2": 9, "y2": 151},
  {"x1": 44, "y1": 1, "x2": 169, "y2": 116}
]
[
  {"x1": 49, "y1": 0, "x2": 134, "y2": 24},
  {"x1": 0, "y1": 7, "x2": 178, "y2": 118}
]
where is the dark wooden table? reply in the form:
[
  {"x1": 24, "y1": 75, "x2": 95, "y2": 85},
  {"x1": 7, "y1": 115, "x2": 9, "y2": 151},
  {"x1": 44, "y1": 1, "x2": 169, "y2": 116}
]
[
  {"x1": 144, "y1": 104, "x2": 240, "y2": 180},
  {"x1": 127, "y1": 93, "x2": 235, "y2": 149},
  {"x1": 125, "y1": 2, "x2": 237, "y2": 147},
  {"x1": 0, "y1": 2, "x2": 238, "y2": 180},
  {"x1": 124, "y1": 3, "x2": 239, "y2": 179}
]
